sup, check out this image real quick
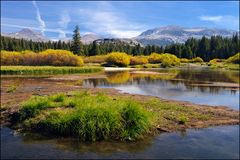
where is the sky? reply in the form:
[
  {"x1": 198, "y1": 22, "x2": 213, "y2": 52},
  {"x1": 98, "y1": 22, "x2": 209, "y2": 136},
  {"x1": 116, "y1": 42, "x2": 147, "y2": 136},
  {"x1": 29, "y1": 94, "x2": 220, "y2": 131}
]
[{"x1": 1, "y1": 1, "x2": 239, "y2": 40}]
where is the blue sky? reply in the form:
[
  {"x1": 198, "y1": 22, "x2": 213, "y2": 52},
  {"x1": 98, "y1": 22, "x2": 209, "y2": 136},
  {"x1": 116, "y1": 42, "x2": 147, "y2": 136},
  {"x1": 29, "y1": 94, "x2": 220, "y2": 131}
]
[{"x1": 1, "y1": 1, "x2": 239, "y2": 40}]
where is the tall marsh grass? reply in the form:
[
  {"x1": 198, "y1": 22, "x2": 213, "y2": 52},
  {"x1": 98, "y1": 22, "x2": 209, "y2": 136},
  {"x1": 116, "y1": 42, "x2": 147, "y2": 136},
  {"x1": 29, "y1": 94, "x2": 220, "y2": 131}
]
[
  {"x1": 18, "y1": 91, "x2": 152, "y2": 141},
  {"x1": 1, "y1": 66, "x2": 103, "y2": 75}
]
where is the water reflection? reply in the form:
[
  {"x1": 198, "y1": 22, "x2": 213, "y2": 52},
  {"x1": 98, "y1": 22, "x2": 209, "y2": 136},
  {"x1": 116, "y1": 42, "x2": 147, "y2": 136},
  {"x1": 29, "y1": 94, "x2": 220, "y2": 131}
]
[
  {"x1": 1, "y1": 125, "x2": 239, "y2": 159},
  {"x1": 83, "y1": 69, "x2": 239, "y2": 109}
]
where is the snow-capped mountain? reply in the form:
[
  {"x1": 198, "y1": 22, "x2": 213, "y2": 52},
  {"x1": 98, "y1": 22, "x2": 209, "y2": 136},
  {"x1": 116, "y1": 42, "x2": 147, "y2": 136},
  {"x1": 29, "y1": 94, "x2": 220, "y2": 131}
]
[
  {"x1": 134, "y1": 25, "x2": 235, "y2": 46},
  {"x1": 1, "y1": 26, "x2": 236, "y2": 46},
  {"x1": 1, "y1": 28, "x2": 50, "y2": 42}
]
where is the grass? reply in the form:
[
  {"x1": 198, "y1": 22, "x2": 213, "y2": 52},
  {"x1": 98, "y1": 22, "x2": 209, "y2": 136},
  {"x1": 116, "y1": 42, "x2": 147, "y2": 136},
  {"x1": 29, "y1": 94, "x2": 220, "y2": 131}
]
[
  {"x1": 17, "y1": 91, "x2": 152, "y2": 142},
  {"x1": 141, "y1": 98, "x2": 212, "y2": 128},
  {"x1": 1, "y1": 66, "x2": 103, "y2": 75},
  {"x1": 208, "y1": 63, "x2": 240, "y2": 70},
  {"x1": 12, "y1": 90, "x2": 215, "y2": 142}
]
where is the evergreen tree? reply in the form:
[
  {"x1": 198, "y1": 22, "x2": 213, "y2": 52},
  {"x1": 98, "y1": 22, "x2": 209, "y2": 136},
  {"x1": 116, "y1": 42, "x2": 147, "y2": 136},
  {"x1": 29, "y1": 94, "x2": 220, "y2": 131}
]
[
  {"x1": 90, "y1": 41, "x2": 100, "y2": 56},
  {"x1": 71, "y1": 25, "x2": 82, "y2": 55}
]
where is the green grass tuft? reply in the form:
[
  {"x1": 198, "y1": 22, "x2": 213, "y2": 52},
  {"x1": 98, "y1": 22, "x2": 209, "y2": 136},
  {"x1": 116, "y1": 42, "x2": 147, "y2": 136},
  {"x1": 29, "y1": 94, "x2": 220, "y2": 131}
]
[{"x1": 18, "y1": 91, "x2": 152, "y2": 141}]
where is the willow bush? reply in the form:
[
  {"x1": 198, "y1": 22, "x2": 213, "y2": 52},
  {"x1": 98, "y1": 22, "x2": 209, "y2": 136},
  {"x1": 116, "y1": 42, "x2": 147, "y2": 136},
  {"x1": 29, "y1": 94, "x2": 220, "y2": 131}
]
[
  {"x1": 106, "y1": 52, "x2": 130, "y2": 67},
  {"x1": 130, "y1": 56, "x2": 148, "y2": 65},
  {"x1": 225, "y1": 53, "x2": 240, "y2": 64},
  {"x1": 1, "y1": 49, "x2": 84, "y2": 66},
  {"x1": 148, "y1": 53, "x2": 180, "y2": 67}
]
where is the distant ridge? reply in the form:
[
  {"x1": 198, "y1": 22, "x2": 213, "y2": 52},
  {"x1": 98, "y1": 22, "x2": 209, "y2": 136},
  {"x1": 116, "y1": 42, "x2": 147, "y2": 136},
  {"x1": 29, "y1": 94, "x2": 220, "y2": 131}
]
[
  {"x1": 134, "y1": 25, "x2": 236, "y2": 46},
  {"x1": 1, "y1": 26, "x2": 237, "y2": 46}
]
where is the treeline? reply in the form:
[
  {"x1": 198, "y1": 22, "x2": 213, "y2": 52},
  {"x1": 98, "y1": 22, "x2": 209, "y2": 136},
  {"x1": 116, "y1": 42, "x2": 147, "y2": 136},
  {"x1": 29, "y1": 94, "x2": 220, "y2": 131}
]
[
  {"x1": 1, "y1": 33, "x2": 239, "y2": 61},
  {"x1": 164, "y1": 33, "x2": 239, "y2": 61}
]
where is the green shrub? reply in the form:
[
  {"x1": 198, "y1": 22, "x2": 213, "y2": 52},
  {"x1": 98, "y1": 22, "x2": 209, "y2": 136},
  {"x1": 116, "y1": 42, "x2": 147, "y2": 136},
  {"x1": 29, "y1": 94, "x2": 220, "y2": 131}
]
[
  {"x1": 130, "y1": 56, "x2": 148, "y2": 65},
  {"x1": 190, "y1": 57, "x2": 204, "y2": 63},
  {"x1": 225, "y1": 53, "x2": 240, "y2": 64},
  {"x1": 106, "y1": 52, "x2": 130, "y2": 67},
  {"x1": 19, "y1": 92, "x2": 152, "y2": 141}
]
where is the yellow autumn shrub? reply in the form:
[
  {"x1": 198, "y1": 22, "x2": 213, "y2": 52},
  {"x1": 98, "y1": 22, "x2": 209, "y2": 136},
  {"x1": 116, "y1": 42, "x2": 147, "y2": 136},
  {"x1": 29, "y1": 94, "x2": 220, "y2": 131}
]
[
  {"x1": 225, "y1": 53, "x2": 240, "y2": 64},
  {"x1": 106, "y1": 52, "x2": 130, "y2": 67},
  {"x1": 148, "y1": 53, "x2": 162, "y2": 63},
  {"x1": 190, "y1": 57, "x2": 204, "y2": 63},
  {"x1": 0, "y1": 49, "x2": 84, "y2": 66},
  {"x1": 130, "y1": 56, "x2": 148, "y2": 65}
]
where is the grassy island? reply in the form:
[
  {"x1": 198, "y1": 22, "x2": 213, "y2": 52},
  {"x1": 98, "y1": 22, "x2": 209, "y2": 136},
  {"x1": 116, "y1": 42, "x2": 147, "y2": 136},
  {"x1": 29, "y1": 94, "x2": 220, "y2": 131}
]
[{"x1": 9, "y1": 90, "x2": 239, "y2": 142}]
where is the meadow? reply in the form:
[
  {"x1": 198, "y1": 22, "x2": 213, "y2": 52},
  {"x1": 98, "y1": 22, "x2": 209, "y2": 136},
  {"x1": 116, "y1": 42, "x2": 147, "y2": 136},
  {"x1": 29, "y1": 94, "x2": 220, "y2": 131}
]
[{"x1": 1, "y1": 66, "x2": 103, "y2": 75}]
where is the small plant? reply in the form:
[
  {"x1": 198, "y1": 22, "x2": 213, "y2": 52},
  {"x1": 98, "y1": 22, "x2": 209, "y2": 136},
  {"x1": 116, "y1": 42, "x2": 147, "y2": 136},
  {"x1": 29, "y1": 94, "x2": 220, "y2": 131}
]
[
  {"x1": 106, "y1": 52, "x2": 130, "y2": 67},
  {"x1": 50, "y1": 93, "x2": 66, "y2": 102},
  {"x1": 6, "y1": 85, "x2": 17, "y2": 93},
  {"x1": 178, "y1": 115, "x2": 188, "y2": 124}
]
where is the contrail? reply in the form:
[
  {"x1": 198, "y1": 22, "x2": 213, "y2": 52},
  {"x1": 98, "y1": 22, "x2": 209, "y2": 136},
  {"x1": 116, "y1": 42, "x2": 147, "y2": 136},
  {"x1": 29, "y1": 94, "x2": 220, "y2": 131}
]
[
  {"x1": 32, "y1": 1, "x2": 46, "y2": 35},
  {"x1": 58, "y1": 11, "x2": 71, "y2": 38}
]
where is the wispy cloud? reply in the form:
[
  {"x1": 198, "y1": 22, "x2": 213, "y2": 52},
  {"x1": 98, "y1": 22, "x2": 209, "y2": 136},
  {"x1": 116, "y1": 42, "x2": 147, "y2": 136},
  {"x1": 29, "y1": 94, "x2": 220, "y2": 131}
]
[
  {"x1": 58, "y1": 11, "x2": 71, "y2": 39},
  {"x1": 199, "y1": 16, "x2": 223, "y2": 22},
  {"x1": 32, "y1": 1, "x2": 46, "y2": 35},
  {"x1": 1, "y1": 23, "x2": 72, "y2": 35},
  {"x1": 199, "y1": 15, "x2": 239, "y2": 30},
  {"x1": 77, "y1": 2, "x2": 147, "y2": 38}
]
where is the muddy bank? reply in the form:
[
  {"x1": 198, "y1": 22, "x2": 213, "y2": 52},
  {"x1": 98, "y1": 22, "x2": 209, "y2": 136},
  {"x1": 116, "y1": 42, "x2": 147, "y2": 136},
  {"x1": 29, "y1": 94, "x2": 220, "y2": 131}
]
[{"x1": 1, "y1": 74, "x2": 239, "y2": 133}]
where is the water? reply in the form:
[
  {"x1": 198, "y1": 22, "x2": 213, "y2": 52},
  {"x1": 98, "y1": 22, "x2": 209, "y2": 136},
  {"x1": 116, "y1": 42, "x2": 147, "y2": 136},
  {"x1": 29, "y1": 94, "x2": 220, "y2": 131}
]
[
  {"x1": 1, "y1": 125, "x2": 239, "y2": 159},
  {"x1": 83, "y1": 68, "x2": 239, "y2": 109},
  {"x1": 1, "y1": 68, "x2": 239, "y2": 158}
]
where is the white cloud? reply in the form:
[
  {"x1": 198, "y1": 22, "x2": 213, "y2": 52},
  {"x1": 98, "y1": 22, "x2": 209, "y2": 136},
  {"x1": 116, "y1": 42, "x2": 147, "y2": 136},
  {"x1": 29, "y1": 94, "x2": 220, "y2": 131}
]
[
  {"x1": 199, "y1": 15, "x2": 239, "y2": 30},
  {"x1": 199, "y1": 16, "x2": 223, "y2": 22},
  {"x1": 32, "y1": 1, "x2": 46, "y2": 35},
  {"x1": 77, "y1": 2, "x2": 147, "y2": 38}
]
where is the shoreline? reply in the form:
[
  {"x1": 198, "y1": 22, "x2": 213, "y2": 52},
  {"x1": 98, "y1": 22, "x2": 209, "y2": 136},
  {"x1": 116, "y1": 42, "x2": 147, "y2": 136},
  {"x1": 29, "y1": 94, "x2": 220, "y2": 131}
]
[
  {"x1": 1, "y1": 86, "x2": 239, "y2": 132},
  {"x1": 0, "y1": 72, "x2": 239, "y2": 137}
]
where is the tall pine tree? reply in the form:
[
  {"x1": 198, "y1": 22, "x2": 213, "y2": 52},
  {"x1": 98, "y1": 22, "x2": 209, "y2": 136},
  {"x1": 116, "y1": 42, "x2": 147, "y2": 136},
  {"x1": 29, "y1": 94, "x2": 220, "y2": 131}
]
[{"x1": 71, "y1": 25, "x2": 82, "y2": 55}]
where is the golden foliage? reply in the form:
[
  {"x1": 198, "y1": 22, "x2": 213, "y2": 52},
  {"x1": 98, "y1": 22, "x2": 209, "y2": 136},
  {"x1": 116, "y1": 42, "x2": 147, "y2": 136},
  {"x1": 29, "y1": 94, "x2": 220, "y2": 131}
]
[
  {"x1": 148, "y1": 53, "x2": 180, "y2": 67},
  {"x1": 106, "y1": 52, "x2": 130, "y2": 67},
  {"x1": 225, "y1": 53, "x2": 240, "y2": 64},
  {"x1": 130, "y1": 56, "x2": 148, "y2": 65},
  {"x1": 190, "y1": 57, "x2": 204, "y2": 63},
  {"x1": 1, "y1": 49, "x2": 84, "y2": 66}
]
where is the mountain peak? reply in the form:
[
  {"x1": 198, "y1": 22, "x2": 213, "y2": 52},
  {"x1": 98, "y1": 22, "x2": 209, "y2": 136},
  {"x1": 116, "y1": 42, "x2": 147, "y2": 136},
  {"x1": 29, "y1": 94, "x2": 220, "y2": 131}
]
[
  {"x1": 2, "y1": 28, "x2": 49, "y2": 42},
  {"x1": 19, "y1": 28, "x2": 34, "y2": 33},
  {"x1": 135, "y1": 25, "x2": 235, "y2": 46}
]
